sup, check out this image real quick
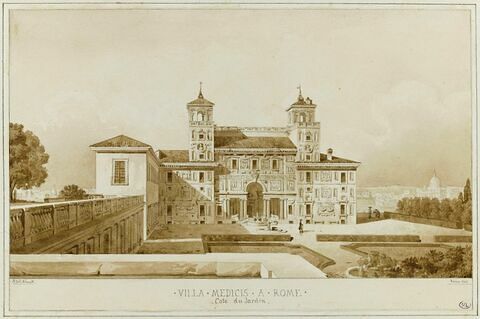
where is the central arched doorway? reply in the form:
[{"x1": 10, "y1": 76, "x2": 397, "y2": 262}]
[{"x1": 246, "y1": 182, "x2": 263, "y2": 218}]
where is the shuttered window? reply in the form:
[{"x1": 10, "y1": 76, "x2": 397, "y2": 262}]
[{"x1": 112, "y1": 160, "x2": 128, "y2": 185}]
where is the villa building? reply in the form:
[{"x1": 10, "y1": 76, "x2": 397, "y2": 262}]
[{"x1": 91, "y1": 87, "x2": 360, "y2": 226}]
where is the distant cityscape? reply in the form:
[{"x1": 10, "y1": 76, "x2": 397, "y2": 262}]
[{"x1": 357, "y1": 170, "x2": 463, "y2": 212}]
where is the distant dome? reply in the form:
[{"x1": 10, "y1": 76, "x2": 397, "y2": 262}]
[{"x1": 427, "y1": 170, "x2": 441, "y2": 190}]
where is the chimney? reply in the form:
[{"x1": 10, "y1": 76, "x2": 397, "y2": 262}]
[{"x1": 327, "y1": 148, "x2": 333, "y2": 161}]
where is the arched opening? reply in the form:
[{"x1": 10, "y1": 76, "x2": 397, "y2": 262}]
[
  {"x1": 299, "y1": 112, "x2": 306, "y2": 123},
  {"x1": 197, "y1": 112, "x2": 205, "y2": 121},
  {"x1": 246, "y1": 182, "x2": 263, "y2": 218}
]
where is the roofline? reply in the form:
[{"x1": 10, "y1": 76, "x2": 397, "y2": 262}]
[
  {"x1": 89, "y1": 134, "x2": 151, "y2": 148},
  {"x1": 90, "y1": 146, "x2": 151, "y2": 152},
  {"x1": 160, "y1": 162, "x2": 219, "y2": 168},
  {"x1": 296, "y1": 162, "x2": 361, "y2": 169},
  {"x1": 90, "y1": 146, "x2": 160, "y2": 165},
  {"x1": 286, "y1": 104, "x2": 317, "y2": 112},
  {"x1": 215, "y1": 148, "x2": 297, "y2": 153}
]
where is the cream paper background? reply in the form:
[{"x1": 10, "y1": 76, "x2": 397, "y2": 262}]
[{"x1": 1, "y1": 1, "x2": 478, "y2": 316}]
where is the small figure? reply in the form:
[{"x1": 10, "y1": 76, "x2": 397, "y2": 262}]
[{"x1": 298, "y1": 219, "x2": 304, "y2": 234}]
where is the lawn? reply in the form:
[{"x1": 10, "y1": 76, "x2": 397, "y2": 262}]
[{"x1": 148, "y1": 224, "x2": 250, "y2": 240}]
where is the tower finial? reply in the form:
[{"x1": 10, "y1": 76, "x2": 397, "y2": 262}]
[
  {"x1": 296, "y1": 84, "x2": 304, "y2": 101},
  {"x1": 198, "y1": 81, "x2": 203, "y2": 99}
]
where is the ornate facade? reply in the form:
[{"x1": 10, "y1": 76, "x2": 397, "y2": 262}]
[{"x1": 157, "y1": 87, "x2": 360, "y2": 225}]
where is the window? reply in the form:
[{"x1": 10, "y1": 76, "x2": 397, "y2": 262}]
[
  {"x1": 199, "y1": 153, "x2": 205, "y2": 160},
  {"x1": 341, "y1": 172, "x2": 347, "y2": 183},
  {"x1": 199, "y1": 172, "x2": 205, "y2": 183},
  {"x1": 288, "y1": 205, "x2": 293, "y2": 215},
  {"x1": 231, "y1": 159, "x2": 238, "y2": 169},
  {"x1": 350, "y1": 188, "x2": 355, "y2": 197},
  {"x1": 333, "y1": 189, "x2": 337, "y2": 198},
  {"x1": 305, "y1": 154, "x2": 311, "y2": 161},
  {"x1": 217, "y1": 206, "x2": 222, "y2": 216},
  {"x1": 167, "y1": 205, "x2": 172, "y2": 216},
  {"x1": 252, "y1": 159, "x2": 258, "y2": 170},
  {"x1": 112, "y1": 160, "x2": 128, "y2": 185},
  {"x1": 199, "y1": 132, "x2": 205, "y2": 140},
  {"x1": 199, "y1": 205, "x2": 205, "y2": 216},
  {"x1": 299, "y1": 113, "x2": 306, "y2": 123},
  {"x1": 167, "y1": 172, "x2": 173, "y2": 183},
  {"x1": 272, "y1": 159, "x2": 279, "y2": 170},
  {"x1": 349, "y1": 172, "x2": 355, "y2": 182},
  {"x1": 305, "y1": 132, "x2": 312, "y2": 141},
  {"x1": 306, "y1": 204, "x2": 312, "y2": 215},
  {"x1": 306, "y1": 172, "x2": 312, "y2": 183}
]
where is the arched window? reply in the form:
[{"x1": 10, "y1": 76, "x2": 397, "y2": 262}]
[
  {"x1": 197, "y1": 112, "x2": 205, "y2": 121},
  {"x1": 305, "y1": 132, "x2": 312, "y2": 141},
  {"x1": 299, "y1": 113, "x2": 306, "y2": 123}
]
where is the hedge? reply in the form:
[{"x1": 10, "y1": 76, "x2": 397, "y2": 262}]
[
  {"x1": 316, "y1": 234, "x2": 421, "y2": 242},
  {"x1": 433, "y1": 235, "x2": 472, "y2": 243}
]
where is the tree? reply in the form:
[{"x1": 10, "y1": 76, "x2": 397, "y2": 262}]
[
  {"x1": 462, "y1": 200, "x2": 472, "y2": 226},
  {"x1": 451, "y1": 198, "x2": 464, "y2": 223},
  {"x1": 439, "y1": 199, "x2": 453, "y2": 221},
  {"x1": 9, "y1": 123, "x2": 49, "y2": 201},
  {"x1": 430, "y1": 198, "x2": 441, "y2": 219},
  {"x1": 59, "y1": 184, "x2": 87, "y2": 200},
  {"x1": 463, "y1": 179, "x2": 471, "y2": 203},
  {"x1": 419, "y1": 197, "x2": 431, "y2": 218}
]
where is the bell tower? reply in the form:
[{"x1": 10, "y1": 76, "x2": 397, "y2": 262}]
[
  {"x1": 187, "y1": 83, "x2": 215, "y2": 162},
  {"x1": 287, "y1": 86, "x2": 321, "y2": 162}
]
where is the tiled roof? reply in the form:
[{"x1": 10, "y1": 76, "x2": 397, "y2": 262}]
[
  {"x1": 187, "y1": 92, "x2": 214, "y2": 106},
  {"x1": 214, "y1": 127, "x2": 295, "y2": 149},
  {"x1": 158, "y1": 150, "x2": 189, "y2": 163},
  {"x1": 319, "y1": 153, "x2": 359, "y2": 163},
  {"x1": 90, "y1": 135, "x2": 151, "y2": 148},
  {"x1": 216, "y1": 136, "x2": 296, "y2": 149}
]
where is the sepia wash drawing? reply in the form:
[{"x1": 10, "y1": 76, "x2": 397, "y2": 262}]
[
  {"x1": 5, "y1": 7, "x2": 474, "y2": 287},
  {"x1": 9, "y1": 85, "x2": 472, "y2": 280}
]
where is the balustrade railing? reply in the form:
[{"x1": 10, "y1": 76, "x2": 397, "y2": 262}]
[{"x1": 10, "y1": 195, "x2": 144, "y2": 250}]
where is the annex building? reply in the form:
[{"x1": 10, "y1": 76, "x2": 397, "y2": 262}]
[{"x1": 90, "y1": 87, "x2": 360, "y2": 228}]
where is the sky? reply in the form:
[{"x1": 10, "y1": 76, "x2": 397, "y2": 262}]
[{"x1": 9, "y1": 7, "x2": 472, "y2": 190}]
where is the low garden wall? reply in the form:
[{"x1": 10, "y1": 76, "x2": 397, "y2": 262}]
[
  {"x1": 383, "y1": 212, "x2": 471, "y2": 230},
  {"x1": 10, "y1": 261, "x2": 261, "y2": 278},
  {"x1": 316, "y1": 234, "x2": 421, "y2": 242},
  {"x1": 201, "y1": 234, "x2": 293, "y2": 242}
]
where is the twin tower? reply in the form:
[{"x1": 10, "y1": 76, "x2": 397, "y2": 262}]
[{"x1": 186, "y1": 85, "x2": 321, "y2": 163}]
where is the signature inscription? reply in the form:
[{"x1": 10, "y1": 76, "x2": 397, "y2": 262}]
[
  {"x1": 458, "y1": 301, "x2": 471, "y2": 310},
  {"x1": 11, "y1": 279, "x2": 35, "y2": 285}
]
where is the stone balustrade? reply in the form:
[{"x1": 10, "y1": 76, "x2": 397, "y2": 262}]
[{"x1": 10, "y1": 195, "x2": 144, "y2": 254}]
